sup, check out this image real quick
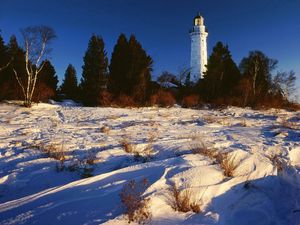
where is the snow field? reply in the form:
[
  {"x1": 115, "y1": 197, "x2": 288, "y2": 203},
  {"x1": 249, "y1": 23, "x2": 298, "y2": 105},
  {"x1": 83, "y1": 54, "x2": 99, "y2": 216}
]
[{"x1": 0, "y1": 102, "x2": 299, "y2": 224}]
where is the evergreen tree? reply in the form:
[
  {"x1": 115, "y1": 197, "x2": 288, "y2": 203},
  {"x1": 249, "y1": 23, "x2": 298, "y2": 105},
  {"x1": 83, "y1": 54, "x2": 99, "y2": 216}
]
[
  {"x1": 108, "y1": 34, "x2": 153, "y2": 104},
  {"x1": 202, "y1": 42, "x2": 240, "y2": 101},
  {"x1": 60, "y1": 64, "x2": 78, "y2": 100},
  {"x1": 0, "y1": 36, "x2": 26, "y2": 100},
  {"x1": 81, "y1": 34, "x2": 108, "y2": 106},
  {"x1": 38, "y1": 60, "x2": 58, "y2": 91},
  {"x1": 0, "y1": 33, "x2": 9, "y2": 98},
  {"x1": 128, "y1": 35, "x2": 152, "y2": 103},
  {"x1": 0, "y1": 33, "x2": 9, "y2": 71},
  {"x1": 108, "y1": 33, "x2": 130, "y2": 96},
  {"x1": 35, "y1": 60, "x2": 58, "y2": 101}
]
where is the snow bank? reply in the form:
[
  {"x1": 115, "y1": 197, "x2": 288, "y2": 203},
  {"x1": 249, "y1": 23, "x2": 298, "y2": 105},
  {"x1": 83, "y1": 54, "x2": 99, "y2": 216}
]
[{"x1": 0, "y1": 103, "x2": 299, "y2": 224}]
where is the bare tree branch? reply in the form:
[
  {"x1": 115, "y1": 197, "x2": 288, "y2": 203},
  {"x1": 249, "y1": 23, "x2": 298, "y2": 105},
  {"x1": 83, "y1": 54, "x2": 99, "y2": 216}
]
[
  {"x1": 0, "y1": 57, "x2": 13, "y2": 72},
  {"x1": 14, "y1": 25, "x2": 56, "y2": 107}
]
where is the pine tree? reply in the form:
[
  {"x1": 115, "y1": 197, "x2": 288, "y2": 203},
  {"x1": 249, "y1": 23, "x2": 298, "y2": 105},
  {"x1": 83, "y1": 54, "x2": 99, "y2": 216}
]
[
  {"x1": 108, "y1": 34, "x2": 153, "y2": 104},
  {"x1": 0, "y1": 33, "x2": 9, "y2": 99},
  {"x1": 108, "y1": 33, "x2": 130, "y2": 96},
  {"x1": 0, "y1": 33, "x2": 8, "y2": 71},
  {"x1": 60, "y1": 64, "x2": 78, "y2": 100},
  {"x1": 128, "y1": 35, "x2": 153, "y2": 103},
  {"x1": 81, "y1": 34, "x2": 108, "y2": 106},
  {"x1": 0, "y1": 36, "x2": 26, "y2": 100},
  {"x1": 202, "y1": 42, "x2": 240, "y2": 101},
  {"x1": 35, "y1": 60, "x2": 58, "y2": 102}
]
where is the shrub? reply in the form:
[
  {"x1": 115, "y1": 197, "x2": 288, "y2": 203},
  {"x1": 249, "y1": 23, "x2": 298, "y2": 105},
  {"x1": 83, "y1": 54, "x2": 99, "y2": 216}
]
[
  {"x1": 182, "y1": 95, "x2": 200, "y2": 108},
  {"x1": 97, "y1": 90, "x2": 112, "y2": 106},
  {"x1": 150, "y1": 90, "x2": 176, "y2": 107},
  {"x1": 168, "y1": 183, "x2": 202, "y2": 213},
  {"x1": 120, "y1": 179, "x2": 151, "y2": 224},
  {"x1": 33, "y1": 82, "x2": 56, "y2": 103},
  {"x1": 115, "y1": 95, "x2": 137, "y2": 107}
]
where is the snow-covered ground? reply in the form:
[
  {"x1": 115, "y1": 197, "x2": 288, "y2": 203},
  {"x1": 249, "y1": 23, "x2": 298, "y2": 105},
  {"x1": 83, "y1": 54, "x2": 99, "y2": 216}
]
[{"x1": 0, "y1": 102, "x2": 299, "y2": 225}]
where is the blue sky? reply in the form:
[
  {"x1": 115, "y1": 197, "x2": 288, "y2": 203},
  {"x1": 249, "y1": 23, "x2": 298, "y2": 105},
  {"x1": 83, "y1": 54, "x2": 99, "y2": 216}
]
[{"x1": 1, "y1": 0, "x2": 299, "y2": 97}]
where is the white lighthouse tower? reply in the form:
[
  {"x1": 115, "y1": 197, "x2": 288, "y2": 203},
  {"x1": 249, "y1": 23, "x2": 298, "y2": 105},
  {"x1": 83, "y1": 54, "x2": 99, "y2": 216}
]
[{"x1": 190, "y1": 13, "x2": 208, "y2": 82}]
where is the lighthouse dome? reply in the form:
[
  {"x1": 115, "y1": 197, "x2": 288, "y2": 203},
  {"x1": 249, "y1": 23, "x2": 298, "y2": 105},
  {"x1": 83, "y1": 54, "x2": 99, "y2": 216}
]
[{"x1": 194, "y1": 14, "x2": 204, "y2": 26}]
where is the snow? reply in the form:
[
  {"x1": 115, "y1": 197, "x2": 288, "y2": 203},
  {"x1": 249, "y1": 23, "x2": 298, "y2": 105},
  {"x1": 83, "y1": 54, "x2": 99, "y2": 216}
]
[{"x1": 0, "y1": 102, "x2": 299, "y2": 224}]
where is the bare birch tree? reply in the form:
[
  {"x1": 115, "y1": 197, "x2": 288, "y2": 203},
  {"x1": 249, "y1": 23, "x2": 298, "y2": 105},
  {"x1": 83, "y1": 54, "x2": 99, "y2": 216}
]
[
  {"x1": 13, "y1": 25, "x2": 56, "y2": 107},
  {"x1": 273, "y1": 70, "x2": 297, "y2": 101}
]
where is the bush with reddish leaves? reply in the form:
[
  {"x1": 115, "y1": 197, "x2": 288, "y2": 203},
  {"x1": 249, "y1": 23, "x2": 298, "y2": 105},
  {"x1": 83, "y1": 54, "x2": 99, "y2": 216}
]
[
  {"x1": 97, "y1": 90, "x2": 112, "y2": 106},
  {"x1": 34, "y1": 82, "x2": 56, "y2": 102},
  {"x1": 115, "y1": 95, "x2": 137, "y2": 107},
  {"x1": 150, "y1": 90, "x2": 176, "y2": 107},
  {"x1": 182, "y1": 94, "x2": 200, "y2": 108}
]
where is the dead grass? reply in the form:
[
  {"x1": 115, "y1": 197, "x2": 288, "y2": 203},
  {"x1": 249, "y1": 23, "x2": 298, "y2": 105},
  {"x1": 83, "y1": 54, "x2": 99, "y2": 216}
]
[
  {"x1": 100, "y1": 126, "x2": 110, "y2": 134},
  {"x1": 265, "y1": 153, "x2": 285, "y2": 172},
  {"x1": 191, "y1": 141, "x2": 217, "y2": 160},
  {"x1": 30, "y1": 143, "x2": 66, "y2": 162},
  {"x1": 202, "y1": 116, "x2": 231, "y2": 126},
  {"x1": 121, "y1": 133, "x2": 156, "y2": 163},
  {"x1": 240, "y1": 119, "x2": 247, "y2": 127},
  {"x1": 202, "y1": 116, "x2": 217, "y2": 124},
  {"x1": 168, "y1": 183, "x2": 202, "y2": 213},
  {"x1": 120, "y1": 178, "x2": 151, "y2": 224},
  {"x1": 85, "y1": 150, "x2": 97, "y2": 165},
  {"x1": 120, "y1": 137, "x2": 135, "y2": 153},
  {"x1": 218, "y1": 153, "x2": 239, "y2": 177},
  {"x1": 190, "y1": 138, "x2": 239, "y2": 177},
  {"x1": 29, "y1": 142, "x2": 66, "y2": 172},
  {"x1": 280, "y1": 119, "x2": 298, "y2": 130},
  {"x1": 107, "y1": 115, "x2": 121, "y2": 120}
]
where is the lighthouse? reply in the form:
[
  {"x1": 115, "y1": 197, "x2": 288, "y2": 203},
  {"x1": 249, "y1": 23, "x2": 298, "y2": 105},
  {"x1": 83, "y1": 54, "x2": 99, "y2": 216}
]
[{"x1": 190, "y1": 14, "x2": 208, "y2": 82}]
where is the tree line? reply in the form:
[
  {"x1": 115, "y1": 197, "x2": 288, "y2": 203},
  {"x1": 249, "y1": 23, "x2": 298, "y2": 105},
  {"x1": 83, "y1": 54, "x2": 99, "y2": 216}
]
[{"x1": 0, "y1": 26, "x2": 298, "y2": 109}]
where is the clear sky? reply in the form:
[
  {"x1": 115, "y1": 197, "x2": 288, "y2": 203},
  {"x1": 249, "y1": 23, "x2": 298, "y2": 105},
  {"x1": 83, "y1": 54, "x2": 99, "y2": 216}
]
[{"x1": 1, "y1": 0, "x2": 299, "y2": 97}]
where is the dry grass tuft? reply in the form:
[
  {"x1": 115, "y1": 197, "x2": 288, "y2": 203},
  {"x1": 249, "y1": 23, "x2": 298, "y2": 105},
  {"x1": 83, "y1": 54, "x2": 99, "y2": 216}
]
[
  {"x1": 120, "y1": 178, "x2": 151, "y2": 224},
  {"x1": 218, "y1": 153, "x2": 239, "y2": 177},
  {"x1": 202, "y1": 116, "x2": 231, "y2": 126},
  {"x1": 120, "y1": 138, "x2": 135, "y2": 153},
  {"x1": 202, "y1": 116, "x2": 217, "y2": 124},
  {"x1": 190, "y1": 138, "x2": 239, "y2": 177},
  {"x1": 265, "y1": 153, "x2": 286, "y2": 172},
  {"x1": 30, "y1": 142, "x2": 66, "y2": 171},
  {"x1": 191, "y1": 141, "x2": 217, "y2": 160},
  {"x1": 121, "y1": 133, "x2": 156, "y2": 163},
  {"x1": 280, "y1": 119, "x2": 298, "y2": 130},
  {"x1": 30, "y1": 143, "x2": 66, "y2": 162},
  {"x1": 100, "y1": 126, "x2": 110, "y2": 134},
  {"x1": 168, "y1": 183, "x2": 202, "y2": 213},
  {"x1": 240, "y1": 119, "x2": 247, "y2": 127},
  {"x1": 85, "y1": 150, "x2": 97, "y2": 165}
]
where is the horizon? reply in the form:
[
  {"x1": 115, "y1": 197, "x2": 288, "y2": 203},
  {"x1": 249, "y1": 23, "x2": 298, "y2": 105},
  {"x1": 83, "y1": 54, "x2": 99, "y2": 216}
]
[{"x1": 1, "y1": 0, "x2": 299, "y2": 98}]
